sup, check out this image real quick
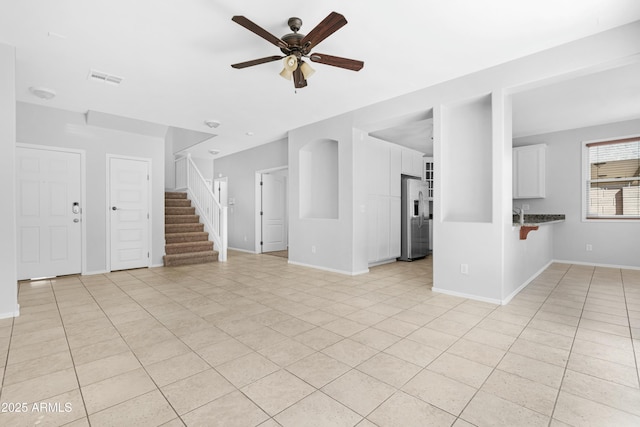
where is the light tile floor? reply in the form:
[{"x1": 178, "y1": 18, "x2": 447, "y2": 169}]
[{"x1": 1, "y1": 252, "x2": 639, "y2": 426}]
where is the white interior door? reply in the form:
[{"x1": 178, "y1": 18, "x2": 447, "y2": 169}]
[
  {"x1": 16, "y1": 147, "x2": 82, "y2": 280},
  {"x1": 109, "y1": 157, "x2": 150, "y2": 271},
  {"x1": 261, "y1": 173, "x2": 287, "y2": 252}
]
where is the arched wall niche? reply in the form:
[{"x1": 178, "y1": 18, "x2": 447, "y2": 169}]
[{"x1": 299, "y1": 138, "x2": 339, "y2": 219}]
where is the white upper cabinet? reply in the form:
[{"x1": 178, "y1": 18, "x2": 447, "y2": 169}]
[
  {"x1": 401, "y1": 147, "x2": 423, "y2": 178},
  {"x1": 513, "y1": 144, "x2": 546, "y2": 199}
]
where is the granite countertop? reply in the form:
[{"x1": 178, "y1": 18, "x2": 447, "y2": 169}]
[{"x1": 512, "y1": 214, "x2": 566, "y2": 226}]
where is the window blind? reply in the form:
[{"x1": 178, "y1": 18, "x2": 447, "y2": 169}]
[{"x1": 586, "y1": 137, "x2": 640, "y2": 219}]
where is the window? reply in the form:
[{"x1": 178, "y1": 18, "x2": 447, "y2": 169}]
[{"x1": 584, "y1": 136, "x2": 640, "y2": 219}]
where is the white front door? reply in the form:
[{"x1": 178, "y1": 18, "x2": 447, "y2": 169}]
[
  {"x1": 16, "y1": 147, "x2": 82, "y2": 280},
  {"x1": 109, "y1": 157, "x2": 150, "y2": 271},
  {"x1": 261, "y1": 173, "x2": 287, "y2": 252}
]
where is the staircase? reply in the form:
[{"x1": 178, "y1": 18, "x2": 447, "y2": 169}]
[{"x1": 164, "y1": 192, "x2": 218, "y2": 267}]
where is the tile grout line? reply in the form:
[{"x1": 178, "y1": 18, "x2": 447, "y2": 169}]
[
  {"x1": 73, "y1": 271, "x2": 187, "y2": 424},
  {"x1": 48, "y1": 277, "x2": 93, "y2": 426},
  {"x1": 546, "y1": 264, "x2": 596, "y2": 426},
  {"x1": 442, "y1": 264, "x2": 576, "y2": 425},
  {"x1": 620, "y1": 269, "x2": 640, "y2": 392},
  {"x1": 0, "y1": 313, "x2": 16, "y2": 403}
]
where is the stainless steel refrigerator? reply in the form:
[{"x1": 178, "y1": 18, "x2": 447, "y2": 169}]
[{"x1": 399, "y1": 177, "x2": 430, "y2": 261}]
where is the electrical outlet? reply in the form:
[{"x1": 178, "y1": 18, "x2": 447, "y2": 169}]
[
  {"x1": 522, "y1": 204, "x2": 530, "y2": 211},
  {"x1": 460, "y1": 264, "x2": 469, "y2": 275},
  {"x1": 311, "y1": 245, "x2": 316, "y2": 254},
  {"x1": 244, "y1": 235, "x2": 247, "y2": 242},
  {"x1": 586, "y1": 244, "x2": 592, "y2": 251}
]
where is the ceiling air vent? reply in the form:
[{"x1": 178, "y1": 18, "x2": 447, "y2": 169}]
[{"x1": 88, "y1": 69, "x2": 123, "y2": 86}]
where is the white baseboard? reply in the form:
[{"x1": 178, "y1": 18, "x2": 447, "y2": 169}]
[
  {"x1": 0, "y1": 304, "x2": 20, "y2": 319},
  {"x1": 287, "y1": 260, "x2": 369, "y2": 276},
  {"x1": 431, "y1": 287, "x2": 501, "y2": 305},
  {"x1": 553, "y1": 259, "x2": 640, "y2": 271},
  {"x1": 368, "y1": 259, "x2": 397, "y2": 268},
  {"x1": 228, "y1": 247, "x2": 258, "y2": 254},
  {"x1": 502, "y1": 260, "x2": 554, "y2": 305},
  {"x1": 150, "y1": 263, "x2": 165, "y2": 268}
]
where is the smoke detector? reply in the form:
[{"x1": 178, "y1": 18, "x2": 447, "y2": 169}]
[
  {"x1": 29, "y1": 86, "x2": 56, "y2": 100},
  {"x1": 204, "y1": 120, "x2": 221, "y2": 129},
  {"x1": 208, "y1": 149, "x2": 220, "y2": 155}
]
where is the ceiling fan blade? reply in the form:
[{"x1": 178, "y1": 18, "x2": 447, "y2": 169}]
[
  {"x1": 300, "y1": 12, "x2": 347, "y2": 52},
  {"x1": 293, "y1": 67, "x2": 307, "y2": 88},
  {"x1": 232, "y1": 16, "x2": 288, "y2": 50},
  {"x1": 231, "y1": 55, "x2": 284, "y2": 69},
  {"x1": 309, "y1": 53, "x2": 364, "y2": 71}
]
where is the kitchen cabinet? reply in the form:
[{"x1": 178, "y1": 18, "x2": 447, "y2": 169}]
[
  {"x1": 423, "y1": 157, "x2": 434, "y2": 200},
  {"x1": 513, "y1": 144, "x2": 546, "y2": 199},
  {"x1": 367, "y1": 195, "x2": 401, "y2": 263},
  {"x1": 401, "y1": 147, "x2": 423, "y2": 178},
  {"x1": 364, "y1": 138, "x2": 407, "y2": 264},
  {"x1": 389, "y1": 144, "x2": 401, "y2": 197}
]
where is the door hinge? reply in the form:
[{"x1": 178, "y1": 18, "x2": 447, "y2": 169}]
[
  {"x1": 147, "y1": 174, "x2": 149, "y2": 181},
  {"x1": 260, "y1": 181, "x2": 263, "y2": 186},
  {"x1": 260, "y1": 211, "x2": 263, "y2": 216},
  {"x1": 260, "y1": 241, "x2": 263, "y2": 245},
  {"x1": 147, "y1": 213, "x2": 149, "y2": 219},
  {"x1": 147, "y1": 252, "x2": 149, "y2": 258}
]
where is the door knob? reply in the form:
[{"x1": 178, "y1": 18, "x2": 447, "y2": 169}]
[
  {"x1": 73, "y1": 218, "x2": 80, "y2": 223},
  {"x1": 112, "y1": 206, "x2": 117, "y2": 211}
]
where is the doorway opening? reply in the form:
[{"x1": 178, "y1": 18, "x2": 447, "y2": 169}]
[{"x1": 255, "y1": 167, "x2": 288, "y2": 257}]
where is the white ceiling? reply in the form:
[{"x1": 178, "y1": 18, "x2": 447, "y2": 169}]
[{"x1": 2, "y1": 1, "x2": 640, "y2": 158}]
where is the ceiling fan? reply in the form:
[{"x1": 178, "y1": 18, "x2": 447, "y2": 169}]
[{"x1": 231, "y1": 12, "x2": 364, "y2": 89}]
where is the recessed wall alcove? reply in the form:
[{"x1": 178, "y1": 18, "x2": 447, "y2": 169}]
[{"x1": 299, "y1": 138, "x2": 339, "y2": 219}]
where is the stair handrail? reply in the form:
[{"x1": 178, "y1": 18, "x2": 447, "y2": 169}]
[{"x1": 174, "y1": 154, "x2": 227, "y2": 261}]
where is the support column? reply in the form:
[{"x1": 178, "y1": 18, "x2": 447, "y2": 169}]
[{"x1": 0, "y1": 43, "x2": 19, "y2": 318}]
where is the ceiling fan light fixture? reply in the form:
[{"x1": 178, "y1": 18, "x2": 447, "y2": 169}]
[
  {"x1": 299, "y1": 61, "x2": 315, "y2": 79},
  {"x1": 279, "y1": 55, "x2": 298, "y2": 80}
]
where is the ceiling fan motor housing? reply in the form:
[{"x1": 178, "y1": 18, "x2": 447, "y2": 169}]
[{"x1": 281, "y1": 32, "x2": 304, "y2": 56}]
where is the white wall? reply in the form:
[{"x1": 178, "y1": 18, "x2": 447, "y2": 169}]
[
  {"x1": 16, "y1": 103, "x2": 166, "y2": 272},
  {"x1": 214, "y1": 138, "x2": 287, "y2": 252},
  {"x1": 442, "y1": 94, "x2": 493, "y2": 223},
  {"x1": 503, "y1": 225, "x2": 554, "y2": 301},
  {"x1": 289, "y1": 114, "x2": 361, "y2": 274},
  {"x1": 164, "y1": 130, "x2": 175, "y2": 189},
  {"x1": 299, "y1": 139, "x2": 339, "y2": 219},
  {"x1": 513, "y1": 118, "x2": 640, "y2": 268},
  {"x1": 0, "y1": 44, "x2": 19, "y2": 319}
]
